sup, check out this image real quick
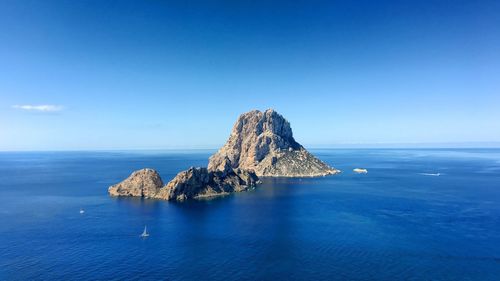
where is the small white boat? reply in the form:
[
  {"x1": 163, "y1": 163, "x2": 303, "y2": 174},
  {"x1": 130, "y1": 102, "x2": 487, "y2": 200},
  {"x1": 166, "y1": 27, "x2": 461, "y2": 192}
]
[
  {"x1": 79, "y1": 208, "x2": 85, "y2": 214},
  {"x1": 420, "y1": 173, "x2": 441, "y2": 176},
  {"x1": 353, "y1": 168, "x2": 368, "y2": 174},
  {"x1": 140, "y1": 226, "x2": 150, "y2": 238}
]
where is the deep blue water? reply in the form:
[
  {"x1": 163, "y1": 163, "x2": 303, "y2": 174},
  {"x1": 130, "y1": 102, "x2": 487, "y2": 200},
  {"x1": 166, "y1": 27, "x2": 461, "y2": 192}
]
[{"x1": 1, "y1": 149, "x2": 500, "y2": 280}]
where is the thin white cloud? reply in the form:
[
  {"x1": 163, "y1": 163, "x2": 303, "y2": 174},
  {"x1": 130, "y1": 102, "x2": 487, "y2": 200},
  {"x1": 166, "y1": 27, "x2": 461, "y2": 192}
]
[{"x1": 12, "y1": 104, "x2": 64, "y2": 112}]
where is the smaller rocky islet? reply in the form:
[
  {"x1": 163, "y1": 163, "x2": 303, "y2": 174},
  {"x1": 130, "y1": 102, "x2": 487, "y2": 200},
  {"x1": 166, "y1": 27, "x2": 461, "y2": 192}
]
[
  {"x1": 109, "y1": 165, "x2": 259, "y2": 201},
  {"x1": 108, "y1": 109, "x2": 339, "y2": 201},
  {"x1": 108, "y1": 168, "x2": 163, "y2": 198}
]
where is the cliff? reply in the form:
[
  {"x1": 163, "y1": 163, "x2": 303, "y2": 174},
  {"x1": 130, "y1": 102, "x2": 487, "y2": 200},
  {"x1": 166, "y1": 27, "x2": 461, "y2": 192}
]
[
  {"x1": 108, "y1": 168, "x2": 163, "y2": 198},
  {"x1": 155, "y1": 166, "x2": 259, "y2": 201},
  {"x1": 208, "y1": 109, "x2": 339, "y2": 177},
  {"x1": 108, "y1": 109, "x2": 338, "y2": 201},
  {"x1": 109, "y1": 166, "x2": 259, "y2": 201}
]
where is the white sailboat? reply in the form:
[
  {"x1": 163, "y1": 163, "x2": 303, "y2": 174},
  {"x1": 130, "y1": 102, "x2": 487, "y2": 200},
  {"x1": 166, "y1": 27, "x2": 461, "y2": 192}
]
[
  {"x1": 79, "y1": 208, "x2": 85, "y2": 214},
  {"x1": 140, "y1": 225, "x2": 149, "y2": 238}
]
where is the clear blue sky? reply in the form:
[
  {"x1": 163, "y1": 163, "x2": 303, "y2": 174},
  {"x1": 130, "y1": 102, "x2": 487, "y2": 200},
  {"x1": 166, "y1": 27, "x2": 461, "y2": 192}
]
[{"x1": 1, "y1": 0, "x2": 499, "y2": 150}]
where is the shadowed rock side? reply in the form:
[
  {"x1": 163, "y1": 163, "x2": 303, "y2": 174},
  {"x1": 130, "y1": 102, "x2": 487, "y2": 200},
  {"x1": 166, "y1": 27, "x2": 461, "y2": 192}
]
[
  {"x1": 208, "y1": 109, "x2": 339, "y2": 177},
  {"x1": 156, "y1": 167, "x2": 259, "y2": 201},
  {"x1": 109, "y1": 167, "x2": 259, "y2": 201}
]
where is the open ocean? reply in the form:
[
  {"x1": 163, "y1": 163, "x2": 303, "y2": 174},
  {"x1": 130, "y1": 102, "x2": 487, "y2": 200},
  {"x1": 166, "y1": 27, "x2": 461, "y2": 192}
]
[{"x1": 1, "y1": 149, "x2": 499, "y2": 280}]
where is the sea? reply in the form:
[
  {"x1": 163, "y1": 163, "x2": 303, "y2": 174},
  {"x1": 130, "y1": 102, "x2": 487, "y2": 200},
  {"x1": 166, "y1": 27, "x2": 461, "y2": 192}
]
[{"x1": 1, "y1": 149, "x2": 499, "y2": 280}]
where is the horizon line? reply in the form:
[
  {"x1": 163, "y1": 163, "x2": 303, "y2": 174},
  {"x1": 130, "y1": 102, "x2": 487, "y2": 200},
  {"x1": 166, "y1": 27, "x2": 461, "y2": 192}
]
[{"x1": 1, "y1": 142, "x2": 500, "y2": 152}]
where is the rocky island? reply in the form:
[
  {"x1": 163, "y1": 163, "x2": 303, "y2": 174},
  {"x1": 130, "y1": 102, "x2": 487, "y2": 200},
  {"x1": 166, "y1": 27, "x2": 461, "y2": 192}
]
[
  {"x1": 108, "y1": 109, "x2": 339, "y2": 201},
  {"x1": 108, "y1": 168, "x2": 164, "y2": 198},
  {"x1": 208, "y1": 109, "x2": 339, "y2": 177},
  {"x1": 109, "y1": 165, "x2": 259, "y2": 201}
]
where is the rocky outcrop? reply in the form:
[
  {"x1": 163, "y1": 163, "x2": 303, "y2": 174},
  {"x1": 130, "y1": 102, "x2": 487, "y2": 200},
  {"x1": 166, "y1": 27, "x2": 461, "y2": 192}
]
[
  {"x1": 208, "y1": 109, "x2": 339, "y2": 177},
  {"x1": 108, "y1": 168, "x2": 164, "y2": 198},
  {"x1": 108, "y1": 108, "x2": 338, "y2": 201},
  {"x1": 155, "y1": 166, "x2": 259, "y2": 201},
  {"x1": 109, "y1": 166, "x2": 259, "y2": 201}
]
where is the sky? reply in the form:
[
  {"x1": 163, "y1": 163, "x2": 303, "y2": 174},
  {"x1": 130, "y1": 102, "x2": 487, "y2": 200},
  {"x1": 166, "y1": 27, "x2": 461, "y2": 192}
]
[{"x1": 1, "y1": 0, "x2": 499, "y2": 150}]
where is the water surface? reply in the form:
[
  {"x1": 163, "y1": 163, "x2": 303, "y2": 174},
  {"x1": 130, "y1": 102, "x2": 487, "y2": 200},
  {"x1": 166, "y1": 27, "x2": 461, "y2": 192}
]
[{"x1": 1, "y1": 149, "x2": 499, "y2": 280}]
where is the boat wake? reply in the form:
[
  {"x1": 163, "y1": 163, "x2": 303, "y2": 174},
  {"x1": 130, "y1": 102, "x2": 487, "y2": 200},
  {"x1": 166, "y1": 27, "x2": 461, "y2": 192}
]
[{"x1": 419, "y1": 173, "x2": 441, "y2": 176}]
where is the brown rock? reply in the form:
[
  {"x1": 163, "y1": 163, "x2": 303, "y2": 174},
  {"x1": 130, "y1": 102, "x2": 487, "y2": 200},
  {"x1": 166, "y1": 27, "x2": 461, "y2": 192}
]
[
  {"x1": 108, "y1": 166, "x2": 259, "y2": 201},
  {"x1": 107, "y1": 109, "x2": 338, "y2": 202},
  {"x1": 154, "y1": 167, "x2": 259, "y2": 201},
  {"x1": 108, "y1": 168, "x2": 164, "y2": 198},
  {"x1": 208, "y1": 109, "x2": 339, "y2": 177}
]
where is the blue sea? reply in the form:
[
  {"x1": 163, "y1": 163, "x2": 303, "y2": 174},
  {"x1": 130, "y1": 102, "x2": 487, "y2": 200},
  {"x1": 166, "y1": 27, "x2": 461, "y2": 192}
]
[{"x1": 1, "y1": 149, "x2": 500, "y2": 280}]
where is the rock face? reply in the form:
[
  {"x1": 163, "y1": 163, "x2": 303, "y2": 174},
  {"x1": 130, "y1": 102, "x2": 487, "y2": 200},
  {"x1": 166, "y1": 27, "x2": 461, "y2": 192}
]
[
  {"x1": 108, "y1": 108, "x2": 338, "y2": 201},
  {"x1": 108, "y1": 168, "x2": 164, "y2": 198},
  {"x1": 109, "y1": 166, "x2": 259, "y2": 201},
  {"x1": 208, "y1": 109, "x2": 339, "y2": 177},
  {"x1": 155, "y1": 166, "x2": 259, "y2": 201}
]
